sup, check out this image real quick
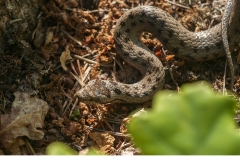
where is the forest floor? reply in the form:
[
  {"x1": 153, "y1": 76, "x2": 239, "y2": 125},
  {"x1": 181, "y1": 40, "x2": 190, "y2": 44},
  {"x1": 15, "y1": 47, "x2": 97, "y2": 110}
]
[{"x1": 0, "y1": 0, "x2": 240, "y2": 155}]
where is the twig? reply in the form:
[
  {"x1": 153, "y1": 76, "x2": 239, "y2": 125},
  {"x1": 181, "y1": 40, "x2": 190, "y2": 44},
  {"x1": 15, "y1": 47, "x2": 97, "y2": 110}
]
[
  {"x1": 9, "y1": 18, "x2": 22, "y2": 24},
  {"x1": 61, "y1": 28, "x2": 94, "y2": 54},
  {"x1": 166, "y1": 0, "x2": 191, "y2": 9},
  {"x1": 77, "y1": 59, "x2": 83, "y2": 80},
  {"x1": 82, "y1": 65, "x2": 92, "y2": 83},
  {"x1": 223, "y1": 59, "x2": 228, "y2": 95},
  {"x1": 115, "y1": 141, "x2": 134, "y2": 154},
  {"x1": 62, "y1": 81, "x2": 79, "y2": 116},
  {"x1": 161, "y1": 49, "x2": 180, "y2": 92},
  {"x1": 73, "y1": 54, "x2": 113, "y2": 67},
  {"x1": 69, "y1": 97, "x2": 79, "y2": 117},
  {"x1": 115, "y1": 57, "x2": 128, "y2": 83},
  {"x1": 72, "y1": 55, "x2": 97, "y2": 64},
  {"x1": 85, "y1": 9, "x2": 110, "y2": 14},
  {"x1": 23, "y1": 139, "x2": 36, "y2": 155}
]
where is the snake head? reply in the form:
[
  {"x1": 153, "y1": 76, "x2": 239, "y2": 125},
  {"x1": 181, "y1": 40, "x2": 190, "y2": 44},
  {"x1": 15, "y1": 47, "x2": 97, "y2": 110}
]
[{"x1": 76, "y1": 79, "x2": 114, "y2": 104}]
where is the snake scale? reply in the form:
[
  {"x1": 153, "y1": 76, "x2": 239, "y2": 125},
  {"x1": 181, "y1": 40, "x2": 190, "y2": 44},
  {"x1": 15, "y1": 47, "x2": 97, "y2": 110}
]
[{"x1": 76, "y1": 0, "x2": 240, "y2": 103}]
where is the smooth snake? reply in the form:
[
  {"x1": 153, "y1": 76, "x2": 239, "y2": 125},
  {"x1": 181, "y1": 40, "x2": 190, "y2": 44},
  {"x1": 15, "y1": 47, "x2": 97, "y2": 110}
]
[{"x1": 76, "y1": 0, "x2": 240, "y2": 103}]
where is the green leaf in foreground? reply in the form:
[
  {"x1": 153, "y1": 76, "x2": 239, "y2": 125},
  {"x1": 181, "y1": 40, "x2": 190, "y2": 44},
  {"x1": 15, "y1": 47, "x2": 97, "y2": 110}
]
[
  {"x1": 128, "y1": 82, "x2": 240, "y2": 155},
  {"x1": 46, "y1": 142, "x2": 77, "y2": 155},
  {"x1": 46, "y1": 141, "x2": 101, "y2": 155}
]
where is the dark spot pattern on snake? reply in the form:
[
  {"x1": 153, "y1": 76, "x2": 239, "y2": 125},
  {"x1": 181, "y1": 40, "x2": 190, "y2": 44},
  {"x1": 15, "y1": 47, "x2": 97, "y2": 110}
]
[
  {"x1": 114, "y1": 88, "x2": 122, "y2": 95},
  {"x1": 156, "y1": 77, "x2": 161, "y2": 82},
  {"x1": 125, "y1": 28, "x2": 130, "y2": 33},
  {"x1": 132, "y1": 57, "x2": 138, "y2": 61},
  {"x1": 128, "y1": 12, "x2": 134, "y2": 19},
  {"x1": 101, "y1": 89, "x2": 111, "y2": 98},
  {"x1": 173, "y1": 47, "x2": 179, "y2": 54},
  {"x1": 168, "y1": 31, "x2": 173, "y2": 38},
  {"x1": 131, "y1": 22, "x2": 137, "y2": 27},
  {"x1": 117, "y1": 43, "x2": 123, "y2": 48},
  {"x1": 127, "y1": 46, "x2": 133, "y2": 51},
  {"x1": 185, "y1": 55, "x2": 195, "y2": 61},
  {"x1": 138, "y1": 51, "x2": 144, "y2": 56},
  {"x1": 111, "y1": 82, "x2": 118, "y2": 86},
  {"x1": 147, "y1": 21, "x2": 154, "y2": 26},
  {"x1": 143, "y1": 92, "x2": 149, "y2": 96},
  {"x1": 163, "y1": 38, "x2": 168, "y2": 43},
  {"x1": 193, "y1": 48, "x2": 198, "y2": 53},
  {"x1": 134, "y1": 86, "x2": 138, "y2": 90},
  {"x1": 120, "y1": 21, "x2": 126, "y2": 27},
  {"x1": 151, "y1": 86, "x2": 157, "y2": 91},
  {"x1": 204, "y1": 46, "x2": 210, "y2": 52},
  {"x1": 158, "y1": 29, "x2": 162, "y2": 33},
  {"x1": 124, "y1": 85, "x2": 130, "y2": 89},
  {"x1": 140, "y1": 10, "x2": 146, "y2": 17},
  {"x1": 179, "y1": 41, "x2": 185, "y2": 47},
  {"x1": 202, "y1": 56, "x2": 209, "y2": 60},
  {"x1": 141, "y1": 62, "x2": 147, "y2": 67},
  {"x1": 213, "y1": 52, "x2": 220, "y2": 57},
  {"x1": 134, "y1": 92, "x2": 139, "y2": 97},
  {"x1": 126, "y1": 92, "x2": 131, "y2": 96},
  {"x1": 215, "y1": 41, "x2": 222, "y2": 49},
  {"x1": 116, "y1": 32, "x2": 121, "y2": 38},
  {"x1": 147, "y1": 57, "x2": 154, "y2": 62}
]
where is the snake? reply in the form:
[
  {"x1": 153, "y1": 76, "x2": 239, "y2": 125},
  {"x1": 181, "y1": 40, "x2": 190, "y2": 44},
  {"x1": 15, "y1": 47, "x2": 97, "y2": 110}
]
[{"x1": 76, "y1": 0, "x2": 240, "y2": 104}]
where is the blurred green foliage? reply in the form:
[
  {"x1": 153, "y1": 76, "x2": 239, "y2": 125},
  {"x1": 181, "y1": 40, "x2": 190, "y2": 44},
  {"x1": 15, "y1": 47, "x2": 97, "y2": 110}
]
[
  {"x1": 46, "y1": 142, "x2": 78, "y2": 155},
  {"x1": 128, "y1": 82, "x2": 240, "y2": 155},
  {"x1": 46, "y1": 141, "x2": 100, "y2": 155}
]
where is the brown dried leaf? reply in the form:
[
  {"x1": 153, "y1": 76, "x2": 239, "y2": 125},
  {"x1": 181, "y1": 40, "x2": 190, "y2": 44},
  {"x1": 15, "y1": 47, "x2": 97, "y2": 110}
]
[
  {"x1": 44, "y1": 31, "x2": 54, "y2": 45},
  {"x1": 60, "y1": 45, "x2": 72, "y2": 71},
  {"x1": 33, "y1": 19, "x2": 45, "y2": 48},
  {"x1": 89, "y1": 132, "x2": 115, "y2": 154},
  {"x1": 0, "y1": 92, "x2": 49, "y2": 149}
]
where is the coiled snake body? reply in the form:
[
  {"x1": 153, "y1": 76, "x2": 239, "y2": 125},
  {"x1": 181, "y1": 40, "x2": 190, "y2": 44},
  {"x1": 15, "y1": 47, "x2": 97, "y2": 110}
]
[{"x1": 77, "y1": 1, "x2": 240, "y2": 103}]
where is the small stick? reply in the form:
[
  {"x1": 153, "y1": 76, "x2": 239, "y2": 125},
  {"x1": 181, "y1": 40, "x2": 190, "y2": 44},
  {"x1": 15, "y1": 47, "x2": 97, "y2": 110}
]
[
  {"x1": 223, "y1": 59, "x2": 227, "y2": 95},
  {"x1": 61, "y1": 28, "x2": 94, "y2": 54},
  {"x1": 73, "y1": 54, "x2": 113, "y2": 67},
  {"x1": 161, "y1": 49, "x2": 180, "y2": 92},
  {"x1": 166, "y1": 0, "x2": 191, "y2": 9}
]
